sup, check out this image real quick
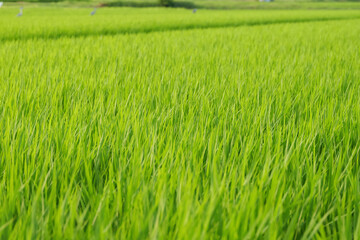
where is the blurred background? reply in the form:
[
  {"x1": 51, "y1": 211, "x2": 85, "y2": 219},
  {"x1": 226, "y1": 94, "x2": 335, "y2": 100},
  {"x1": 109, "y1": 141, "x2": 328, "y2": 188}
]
[{"x1": 1, "y1": 0, "x2": 360, "y2": 9}]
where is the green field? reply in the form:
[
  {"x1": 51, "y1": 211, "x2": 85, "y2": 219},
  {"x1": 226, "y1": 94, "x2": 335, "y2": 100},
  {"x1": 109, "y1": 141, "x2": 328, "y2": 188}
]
[{"x1": 1, "y1": 6, "x2": 360, "y2": 239}]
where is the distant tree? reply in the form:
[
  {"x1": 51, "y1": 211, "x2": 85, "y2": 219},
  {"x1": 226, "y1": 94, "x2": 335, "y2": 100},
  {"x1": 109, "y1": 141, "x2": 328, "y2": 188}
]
[{"x1": 159, "y1": 0, "x2": 173, "y2": 7}]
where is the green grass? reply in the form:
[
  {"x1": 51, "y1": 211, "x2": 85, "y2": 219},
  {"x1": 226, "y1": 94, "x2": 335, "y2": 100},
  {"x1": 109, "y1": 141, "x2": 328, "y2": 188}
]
[
  {"x1": 1, "y1": 8, "x2": 360, "y2": 41},
  {"x1": 1, "y1": 7, "x2": 360, "y2": 239}
]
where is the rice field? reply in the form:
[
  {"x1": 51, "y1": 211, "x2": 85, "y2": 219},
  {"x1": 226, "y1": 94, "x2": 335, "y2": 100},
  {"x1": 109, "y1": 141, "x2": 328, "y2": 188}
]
[{"x1": 1, "y1": 6, "x2": 360, "y2": 239}]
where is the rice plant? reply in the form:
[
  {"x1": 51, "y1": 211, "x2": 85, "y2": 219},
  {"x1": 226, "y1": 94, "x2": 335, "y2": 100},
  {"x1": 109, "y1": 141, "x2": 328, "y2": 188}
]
[{"x1": 0, "y1": 7, "x2": 360, "y2": 239}]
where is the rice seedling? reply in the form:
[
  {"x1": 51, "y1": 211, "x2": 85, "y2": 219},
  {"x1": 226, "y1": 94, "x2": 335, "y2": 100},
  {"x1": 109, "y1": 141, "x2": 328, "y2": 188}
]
[{"x1": 0, "y1": 7, "x2": 359, "y2": 239}]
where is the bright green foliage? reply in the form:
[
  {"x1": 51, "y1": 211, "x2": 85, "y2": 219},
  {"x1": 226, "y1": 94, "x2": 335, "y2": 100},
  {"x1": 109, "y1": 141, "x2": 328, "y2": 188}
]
[
  {"x1": 0, "y1": 7, "x2": 360, "y2": 239},
  {"x1": 1, "y1": 8, "x2": 360, "y2": 41}
]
